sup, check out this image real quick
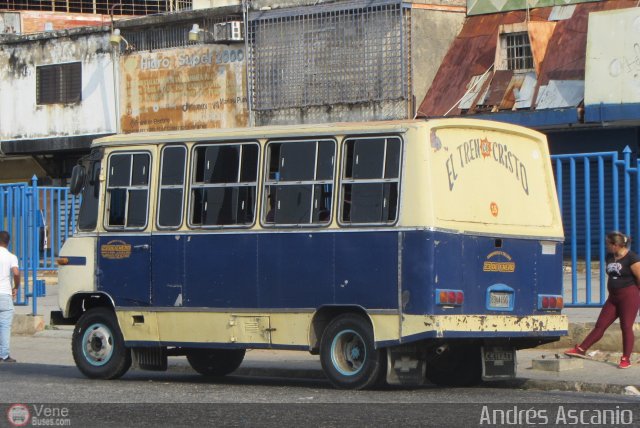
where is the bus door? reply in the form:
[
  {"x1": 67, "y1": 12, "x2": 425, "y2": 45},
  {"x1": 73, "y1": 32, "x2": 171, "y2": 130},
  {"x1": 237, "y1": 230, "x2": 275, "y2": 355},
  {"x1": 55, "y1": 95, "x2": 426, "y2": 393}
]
[
  {"x1": 151, "y1": 146, "x2": 188, "y2": 307},
  {"x1": 98, "y1": 151, "x2": 152, "y2": 306}
]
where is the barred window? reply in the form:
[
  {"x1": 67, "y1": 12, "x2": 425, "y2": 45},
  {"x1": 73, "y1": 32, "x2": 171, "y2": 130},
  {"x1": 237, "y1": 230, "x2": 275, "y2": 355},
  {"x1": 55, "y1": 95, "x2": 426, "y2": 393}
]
[
  {"x1": 249, "y1": 3, "x2": 407, "y2": 111},
  {"x1": 505, "y1": 32, "x2": 534, "y2": 71},
  {"x1": 36, "y1": 62, "x2": 82, "y2": 105}
]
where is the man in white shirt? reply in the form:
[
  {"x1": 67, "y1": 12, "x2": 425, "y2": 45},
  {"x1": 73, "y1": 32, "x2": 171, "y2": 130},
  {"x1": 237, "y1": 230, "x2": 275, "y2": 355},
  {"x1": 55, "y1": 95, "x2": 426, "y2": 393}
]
[{"x1": 0, "y1": 231, "x2": 20, "y2": 363}]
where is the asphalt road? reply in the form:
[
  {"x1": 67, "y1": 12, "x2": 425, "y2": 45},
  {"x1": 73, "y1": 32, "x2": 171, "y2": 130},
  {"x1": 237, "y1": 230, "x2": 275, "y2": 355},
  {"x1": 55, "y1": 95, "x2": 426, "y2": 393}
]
[{"x1": 1, "y1": 362, "x2": 639, "y2": 427}]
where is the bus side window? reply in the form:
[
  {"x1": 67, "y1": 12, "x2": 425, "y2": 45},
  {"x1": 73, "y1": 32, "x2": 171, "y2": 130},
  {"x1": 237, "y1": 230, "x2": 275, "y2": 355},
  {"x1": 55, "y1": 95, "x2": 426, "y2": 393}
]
[
  {"x1": 78, "y1": 158, "x2": 102, "y2": 231},
  {"x1": 157, "y1": 146, "x2": 187, "y2": 229},
  {"x1": 341, "y1": 137, "x2": 401, "y2": 225},
  {"x1": 190, "y1": 143, "x2": 258, "y2": 227},
  {"x1": 263, "y1": 139, "x2": 335, "y2": 226},
  {"x1": 105, "y1": 152, "x2": 151, "y2": 229}
]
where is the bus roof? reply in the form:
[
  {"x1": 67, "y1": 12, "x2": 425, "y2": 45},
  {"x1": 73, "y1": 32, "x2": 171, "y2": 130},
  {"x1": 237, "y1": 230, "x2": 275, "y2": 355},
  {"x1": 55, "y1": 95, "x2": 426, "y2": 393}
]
[{"x1": 91, "y1": 119, "x2": 545, "y2": 148}]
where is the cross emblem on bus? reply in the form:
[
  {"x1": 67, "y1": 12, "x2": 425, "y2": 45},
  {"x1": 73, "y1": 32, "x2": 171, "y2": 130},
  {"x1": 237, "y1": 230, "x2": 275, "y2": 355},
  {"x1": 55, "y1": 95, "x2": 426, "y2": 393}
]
[{"x1": 394, "y1": 356, "x2": 419, "y2": 372}]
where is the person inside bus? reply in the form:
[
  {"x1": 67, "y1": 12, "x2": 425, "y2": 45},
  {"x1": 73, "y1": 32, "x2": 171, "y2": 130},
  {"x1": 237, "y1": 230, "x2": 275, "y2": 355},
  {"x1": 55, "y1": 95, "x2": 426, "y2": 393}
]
[
  {"x1": 265, "y1": 190, "x2": 276, "y2": 223},
  {"x1": 565, "y1": 231, "x2": 640, "y2": 369}
]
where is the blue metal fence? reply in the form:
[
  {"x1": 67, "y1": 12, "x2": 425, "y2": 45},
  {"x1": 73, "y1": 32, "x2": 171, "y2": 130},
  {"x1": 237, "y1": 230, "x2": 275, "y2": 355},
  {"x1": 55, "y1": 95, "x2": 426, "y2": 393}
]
[
  {"x1": 0, "y1": 176, "x2": 79, "y2": 314},
  {"x1": 552, "y1": 147, "x2": 638, "y2": 307}
]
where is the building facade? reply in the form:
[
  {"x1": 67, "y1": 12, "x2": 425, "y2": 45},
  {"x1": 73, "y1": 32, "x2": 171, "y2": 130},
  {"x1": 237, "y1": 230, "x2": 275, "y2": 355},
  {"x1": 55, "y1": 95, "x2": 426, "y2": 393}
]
[
  {"x1": 419, "y1": 0, "x2": 640, "y2": 258},
  {"x1": 0, "y1": 0, "x2": 466, "y2": 183}
]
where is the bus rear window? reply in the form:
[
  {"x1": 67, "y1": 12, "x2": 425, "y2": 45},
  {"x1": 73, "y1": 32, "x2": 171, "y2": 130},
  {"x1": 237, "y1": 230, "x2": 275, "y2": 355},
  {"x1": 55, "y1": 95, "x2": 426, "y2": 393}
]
[{"x1": 340, "y1": 137, "x2": 401, "y2": 225}]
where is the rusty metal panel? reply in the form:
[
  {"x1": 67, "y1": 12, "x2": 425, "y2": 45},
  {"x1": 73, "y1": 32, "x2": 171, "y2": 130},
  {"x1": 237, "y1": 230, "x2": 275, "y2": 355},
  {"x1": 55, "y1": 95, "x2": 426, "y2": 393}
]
[
  {"x1": 527, "y1": 21, "x2": 556, "y2": 76},
  {"x1": 120, "y1": 45, "x2": 248, "y2": 133},
  {"x1": 499, "y1": 72, "x2": 526, "y2": 110},
  {"x1": 514, "y1": 72, "x2": 537, "y2": 109},
  {"x1": 536, "y1": 80, "x2": 584, "y2": 109},
  {"x1": 484, "y1": 70, "x2": 513, "y2": 107},
  {"x1": 548, "y1": 5, "x2": 576, "y2": 21},
  {"x1": 459, "y1": 73, "x2": 491, "y2": 110}
]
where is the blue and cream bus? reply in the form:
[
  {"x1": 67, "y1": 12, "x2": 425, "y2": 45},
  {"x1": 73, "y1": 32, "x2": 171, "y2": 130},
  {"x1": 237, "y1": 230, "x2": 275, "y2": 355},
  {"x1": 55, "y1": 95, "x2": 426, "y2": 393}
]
[{"x1": 52, "y1": 119, "x2": 567, "y2": 389}]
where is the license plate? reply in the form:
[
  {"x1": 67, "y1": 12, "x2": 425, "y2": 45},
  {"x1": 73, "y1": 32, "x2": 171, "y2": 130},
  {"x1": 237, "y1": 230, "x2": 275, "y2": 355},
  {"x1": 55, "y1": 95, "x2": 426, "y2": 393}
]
[
  {"x1": 489, "y1": 292, "x2": 511, "y2": 308},
  {"x1": 484, "y1": 351, "x2": 514, "y2": 362},
  {"x1": 482, "y1": 346, "x2": 516, "y2": 379}
]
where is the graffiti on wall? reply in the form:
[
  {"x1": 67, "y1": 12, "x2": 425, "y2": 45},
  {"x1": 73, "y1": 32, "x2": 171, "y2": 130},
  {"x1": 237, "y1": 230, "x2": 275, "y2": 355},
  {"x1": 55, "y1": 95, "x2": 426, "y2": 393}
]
[
  {"x1": 120, "y1": 45, "x2": 248, "y2": 133},
  {"x1": 585, "y1": 7, "x2": 640, "y2": 105}
]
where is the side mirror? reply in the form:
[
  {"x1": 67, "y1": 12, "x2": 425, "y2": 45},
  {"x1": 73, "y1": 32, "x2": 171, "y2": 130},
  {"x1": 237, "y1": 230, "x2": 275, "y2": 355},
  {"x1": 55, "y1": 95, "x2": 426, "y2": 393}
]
[{"x1": 69, "y1": 165, "x2": 86, "y2": 195}]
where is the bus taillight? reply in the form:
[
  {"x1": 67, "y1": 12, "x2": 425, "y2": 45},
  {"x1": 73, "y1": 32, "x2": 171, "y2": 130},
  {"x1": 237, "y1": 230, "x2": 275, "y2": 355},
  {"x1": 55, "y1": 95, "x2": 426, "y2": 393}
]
[
  {"x1": 436, "y1": 289, "x2": 464, "y2": 306},
  {"x1": 538, "y1": 294, "x2": 563, "y2": 310}
]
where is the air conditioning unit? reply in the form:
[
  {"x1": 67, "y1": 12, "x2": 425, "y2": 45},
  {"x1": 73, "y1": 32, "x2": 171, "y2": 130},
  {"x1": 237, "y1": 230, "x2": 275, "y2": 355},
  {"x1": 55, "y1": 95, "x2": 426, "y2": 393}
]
[{"x1": 213, "y1": 21, "x2": 244, "y2": 42}]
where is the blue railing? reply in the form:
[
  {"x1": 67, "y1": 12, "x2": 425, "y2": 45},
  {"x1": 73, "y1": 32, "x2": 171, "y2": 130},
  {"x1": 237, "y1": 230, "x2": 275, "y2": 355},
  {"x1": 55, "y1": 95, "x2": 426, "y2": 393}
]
[
  {"x1": 552, "y1": 147, "x2": 639, "y2": 307},
  {"x1": 0, "y1": 176, "x2": 79, "y2": 314}
]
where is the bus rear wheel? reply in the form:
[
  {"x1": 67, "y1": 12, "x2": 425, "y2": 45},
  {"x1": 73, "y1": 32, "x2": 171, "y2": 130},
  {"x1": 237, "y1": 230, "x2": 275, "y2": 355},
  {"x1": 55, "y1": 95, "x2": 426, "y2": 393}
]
[
  {"x1": 320, "y1": 314, "x2": 386, "y2": 390},
  {"x1": 425, "y1": 343, "x2": 482, "y2": 387},
  {"x1": 186, "y1": 349, "x2": 246, "y2": 377},
  {"x1": 72, "y1": 308, "x2": 132, "y2": 380}
]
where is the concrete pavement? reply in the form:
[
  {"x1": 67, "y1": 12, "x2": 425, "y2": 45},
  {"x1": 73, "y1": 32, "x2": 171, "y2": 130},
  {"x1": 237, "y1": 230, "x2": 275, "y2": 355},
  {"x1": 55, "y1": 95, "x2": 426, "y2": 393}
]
[{"x1": 8, "y1": 277, "x2": 640, "y2": 396}]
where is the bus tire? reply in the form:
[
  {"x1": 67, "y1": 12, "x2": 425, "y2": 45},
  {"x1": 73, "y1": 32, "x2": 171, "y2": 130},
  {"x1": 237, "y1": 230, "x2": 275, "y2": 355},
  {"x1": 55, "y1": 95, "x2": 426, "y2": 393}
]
[
  {"x1": 72, "y1": 308, "x2": 131, "y2": 380},
  {"x1": 425, "y1": 344, "x2": 482, "y2": 387},
  {"x1": 320, "y1": 314, "x2": 386, "y2": 390},
  {"x1": 186, "y1": 349, "x2": 246, "y2": 377}
]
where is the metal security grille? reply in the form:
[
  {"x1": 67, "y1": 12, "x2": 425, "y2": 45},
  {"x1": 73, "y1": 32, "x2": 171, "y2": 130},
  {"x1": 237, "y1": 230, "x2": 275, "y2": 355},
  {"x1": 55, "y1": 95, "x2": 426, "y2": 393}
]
[
  {"x1": 248, "y1": 0, "x2": 409, "y2": 117},
  {"x1": 121, "y1": 15, "x2": 242, "y2": 52},
  {"x1": 506, "y1": 32, "x2": 534, "y2": 71},
  {"x1": 0, "y1": 1, "x2": 191, "y2": 14},
  {"x1": 36, "y1": 62, "x2": 82, "y2": 105}
]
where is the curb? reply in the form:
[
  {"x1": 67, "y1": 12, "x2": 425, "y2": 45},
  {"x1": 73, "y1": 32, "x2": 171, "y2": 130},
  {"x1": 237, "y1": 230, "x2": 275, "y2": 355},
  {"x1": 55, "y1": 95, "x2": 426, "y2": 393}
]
[{"x1": 11, "y1": 314, "x2": 45, "y2": 335}]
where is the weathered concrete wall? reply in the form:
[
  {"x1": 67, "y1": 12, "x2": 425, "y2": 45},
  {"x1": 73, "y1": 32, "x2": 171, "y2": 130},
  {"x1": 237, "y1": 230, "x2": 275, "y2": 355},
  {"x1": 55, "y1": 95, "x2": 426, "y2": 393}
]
[
  {"x1": 0, "y1": 29, "x2": 117, "y2": 140},
  {"x1": 411, "y1": 6, "x2": 466, "y2": 116}
]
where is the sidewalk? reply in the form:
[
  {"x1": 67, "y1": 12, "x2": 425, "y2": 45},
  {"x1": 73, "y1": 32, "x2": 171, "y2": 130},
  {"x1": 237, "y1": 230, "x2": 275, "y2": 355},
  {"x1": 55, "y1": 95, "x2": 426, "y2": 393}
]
[{"x1": 9, "y1": 279, "x2": 640, "y2": 397}]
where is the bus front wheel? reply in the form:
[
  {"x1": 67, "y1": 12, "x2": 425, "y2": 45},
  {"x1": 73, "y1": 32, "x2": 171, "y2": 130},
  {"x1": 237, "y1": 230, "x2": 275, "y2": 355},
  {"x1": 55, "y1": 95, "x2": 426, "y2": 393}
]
[
  {"x1": 320, "y1": 314, "x2": 386, "y2": 390},
  {"x1": 71, "y1": 308, "x2": 132, "y2": 379},
  {"x1": 186, "y1": 349, "x2": 246, "y2": 377}
]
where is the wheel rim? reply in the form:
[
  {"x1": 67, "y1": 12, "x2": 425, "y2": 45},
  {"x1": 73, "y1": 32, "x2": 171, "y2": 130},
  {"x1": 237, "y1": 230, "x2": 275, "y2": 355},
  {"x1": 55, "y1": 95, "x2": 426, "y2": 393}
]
[
  {"x1": 330, "y1": 329, "x2": 366, "y2": 376},
  {"x1": 81, "y1": 322, "x2": 114, "y2": 367}
]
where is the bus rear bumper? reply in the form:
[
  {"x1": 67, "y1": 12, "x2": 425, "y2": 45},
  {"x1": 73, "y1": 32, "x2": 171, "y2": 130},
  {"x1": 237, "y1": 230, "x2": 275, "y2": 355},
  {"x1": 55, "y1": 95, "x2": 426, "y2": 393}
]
[{"x1": 393, "y1": 314, "x2": 568, "y2": 345}]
